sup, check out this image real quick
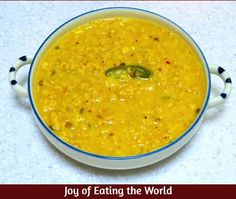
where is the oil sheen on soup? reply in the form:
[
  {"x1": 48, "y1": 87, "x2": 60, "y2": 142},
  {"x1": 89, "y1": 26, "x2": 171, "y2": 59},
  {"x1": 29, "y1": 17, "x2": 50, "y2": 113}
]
[{"x1": 34, "y1": 17, "x2": 206, "y2": 156}]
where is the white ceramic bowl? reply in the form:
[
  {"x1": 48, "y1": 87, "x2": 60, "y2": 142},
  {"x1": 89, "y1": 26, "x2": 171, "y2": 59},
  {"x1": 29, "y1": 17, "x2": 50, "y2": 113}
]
[{"x1": 9, "y1": 7, "x2": 232, "y2": 170}]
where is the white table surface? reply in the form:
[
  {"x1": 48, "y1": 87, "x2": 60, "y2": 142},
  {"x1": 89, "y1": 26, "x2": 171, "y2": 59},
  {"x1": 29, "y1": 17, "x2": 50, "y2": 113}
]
[{"x1": 0, "y1": 1, "x2": 236, "y2": 184}]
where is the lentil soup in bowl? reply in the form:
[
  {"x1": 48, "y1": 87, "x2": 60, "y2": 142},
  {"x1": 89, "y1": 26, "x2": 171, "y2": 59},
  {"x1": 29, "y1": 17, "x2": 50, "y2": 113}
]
[{"x1": 9, "y1": 7, "x2": 232, "y2": 169}]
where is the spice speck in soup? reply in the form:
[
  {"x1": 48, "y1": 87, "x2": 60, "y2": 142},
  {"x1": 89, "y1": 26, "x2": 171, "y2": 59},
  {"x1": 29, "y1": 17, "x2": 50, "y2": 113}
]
[{"x1": 33, "y1": 17, "x2": 206, "y2": 156}]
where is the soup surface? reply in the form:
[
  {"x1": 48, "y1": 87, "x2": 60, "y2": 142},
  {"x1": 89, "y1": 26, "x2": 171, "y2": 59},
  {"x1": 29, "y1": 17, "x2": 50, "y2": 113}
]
[{"x1": 34, "y1": 17, "x2": 206, "y2": 156}]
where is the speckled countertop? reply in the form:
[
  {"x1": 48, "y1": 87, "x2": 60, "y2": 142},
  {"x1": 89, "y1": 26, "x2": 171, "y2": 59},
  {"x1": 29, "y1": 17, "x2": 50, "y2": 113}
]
[{"x1": 0, "y1": 1, "x2": 236, "y2": 184}]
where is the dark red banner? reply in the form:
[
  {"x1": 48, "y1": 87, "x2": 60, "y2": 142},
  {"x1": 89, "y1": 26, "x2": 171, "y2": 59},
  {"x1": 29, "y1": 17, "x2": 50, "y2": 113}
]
[{"x1": 0, "y1": 185, "x2": 236, "y2": 198}]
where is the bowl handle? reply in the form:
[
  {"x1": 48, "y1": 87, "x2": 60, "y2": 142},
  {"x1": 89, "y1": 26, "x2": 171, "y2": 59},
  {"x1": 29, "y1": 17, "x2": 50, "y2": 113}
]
[
  {"x1": 9, "y1": 55, "x2": 33, "y2": 97},
  {"x1": 207, "y1": 64, "x2": 232, "y2": 109}
]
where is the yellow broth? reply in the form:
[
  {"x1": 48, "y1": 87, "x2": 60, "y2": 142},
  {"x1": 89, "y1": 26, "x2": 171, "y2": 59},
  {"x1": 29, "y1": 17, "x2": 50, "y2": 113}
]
[{"x1": 33, "y1": 17, "x2": 206, "y2": 156}]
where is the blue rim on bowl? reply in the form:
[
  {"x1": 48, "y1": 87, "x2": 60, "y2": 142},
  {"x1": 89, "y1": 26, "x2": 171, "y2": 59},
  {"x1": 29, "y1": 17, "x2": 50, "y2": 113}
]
[{"x1": 28, "y1": 7, "x2": 211, "y2": 160}]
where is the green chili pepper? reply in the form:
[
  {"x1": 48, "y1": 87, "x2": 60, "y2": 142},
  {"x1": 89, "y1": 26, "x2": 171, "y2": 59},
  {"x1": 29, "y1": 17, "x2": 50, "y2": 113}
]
[{"x1": 105, "y1": 64, "x2": 153, "y2": 80}]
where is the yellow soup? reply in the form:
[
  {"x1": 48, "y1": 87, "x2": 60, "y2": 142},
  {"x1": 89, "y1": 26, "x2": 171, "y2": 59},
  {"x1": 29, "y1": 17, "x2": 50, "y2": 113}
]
[{"x1": 33, "y1": 17, "x2": 206, "y2": 156}]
